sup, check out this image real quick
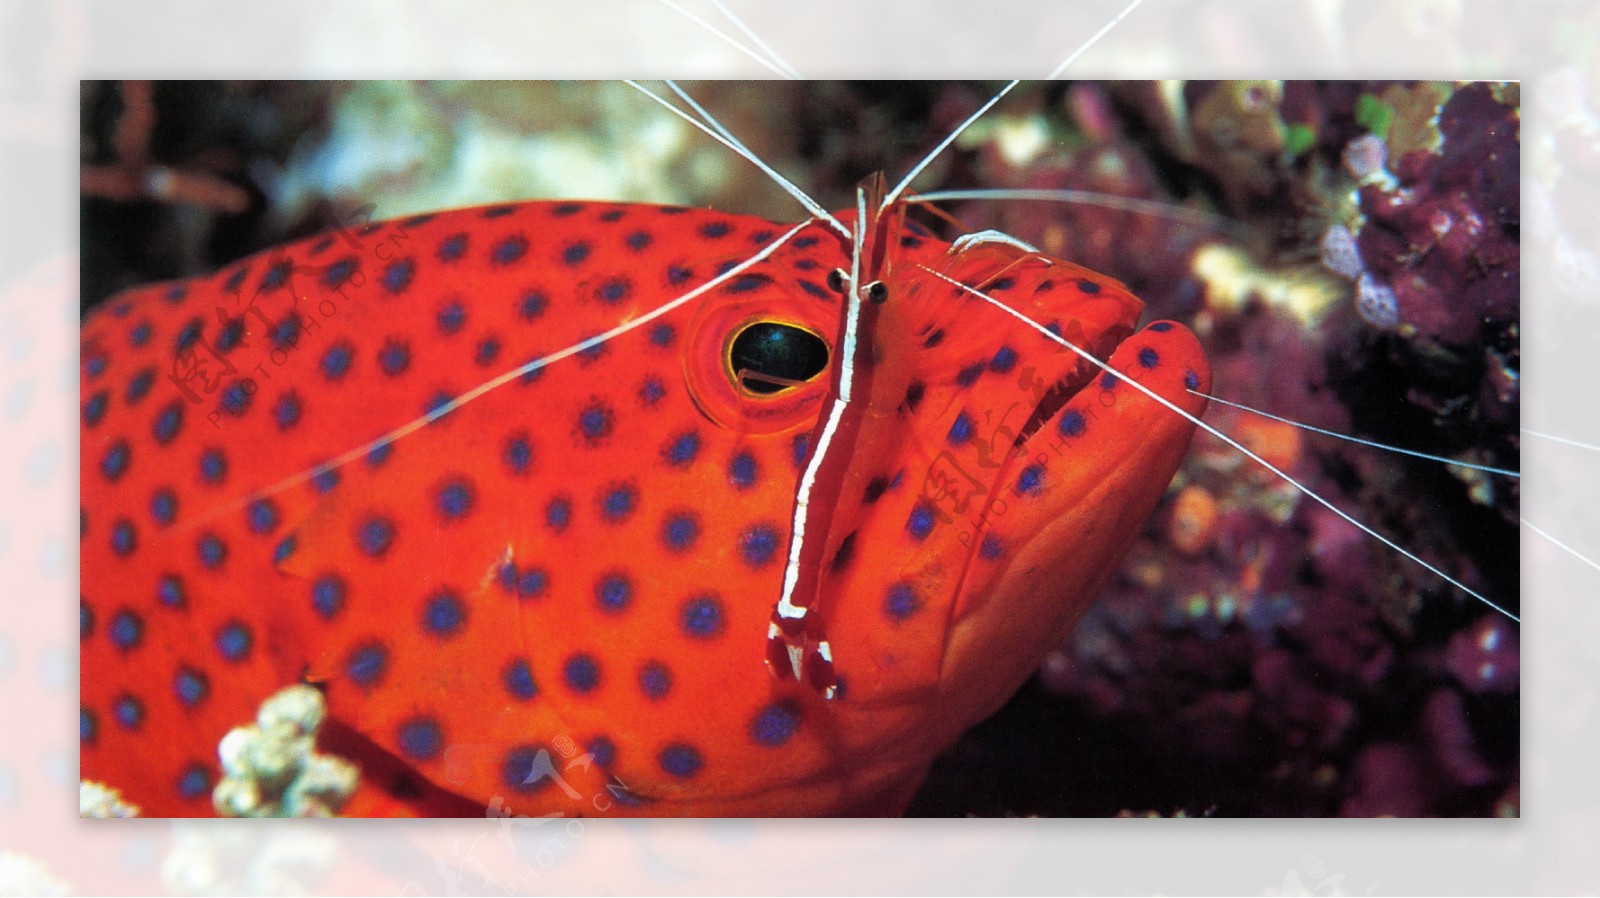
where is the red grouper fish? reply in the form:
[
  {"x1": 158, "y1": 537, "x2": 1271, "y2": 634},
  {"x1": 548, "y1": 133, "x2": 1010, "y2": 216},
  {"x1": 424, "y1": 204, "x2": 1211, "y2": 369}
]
[{"x1": 79, "y1": 173, "x2": 1211, "y2": 816}]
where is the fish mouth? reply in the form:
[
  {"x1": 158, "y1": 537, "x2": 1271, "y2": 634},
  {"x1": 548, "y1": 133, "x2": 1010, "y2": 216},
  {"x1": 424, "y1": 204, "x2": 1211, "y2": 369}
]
[{"x1": 1009, "y1": 318, "x2": 1134, "y2": 449}]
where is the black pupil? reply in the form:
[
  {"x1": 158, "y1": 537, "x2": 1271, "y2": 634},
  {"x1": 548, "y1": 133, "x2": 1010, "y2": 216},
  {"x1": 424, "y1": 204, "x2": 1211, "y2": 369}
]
[{"x1": 730, "y1": 322, "x2": 829, "y2": 394}]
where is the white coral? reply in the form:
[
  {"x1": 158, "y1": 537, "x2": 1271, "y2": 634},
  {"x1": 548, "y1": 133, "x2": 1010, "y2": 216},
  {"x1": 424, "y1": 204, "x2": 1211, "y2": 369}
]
[
  {"x1": 211, "y1": 684, "x2": 359, "y2": 817},
  {"x1": 79, "y1": 779, "x2": 140, "y2": 818}
]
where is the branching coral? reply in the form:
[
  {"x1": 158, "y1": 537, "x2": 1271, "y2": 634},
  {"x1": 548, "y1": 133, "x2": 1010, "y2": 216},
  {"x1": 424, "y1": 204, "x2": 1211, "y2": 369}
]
[{"x1": 211, "y1": 684, "x2": 359, "y2": 818}]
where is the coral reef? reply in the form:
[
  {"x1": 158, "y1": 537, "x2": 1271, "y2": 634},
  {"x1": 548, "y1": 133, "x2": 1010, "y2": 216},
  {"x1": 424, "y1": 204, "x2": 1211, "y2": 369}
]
[{"x1": 212, "y1": 684, "x2": 359, "y2": 818}]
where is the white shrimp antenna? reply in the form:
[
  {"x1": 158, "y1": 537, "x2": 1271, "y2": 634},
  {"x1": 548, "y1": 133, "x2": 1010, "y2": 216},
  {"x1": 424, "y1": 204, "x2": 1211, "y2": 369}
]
[
  {"x1": 626, "y1": 80, "x2": 850, "y2": 238},
  {"x1": 882, "y1": 0, "x2": 1147, "y2": 210},
  {"x1": 704, "y1": 0, "x2": 803, "y2": 80},
  {"x1": 656, "y1": 0, "x2": 798, "y2": 79}
]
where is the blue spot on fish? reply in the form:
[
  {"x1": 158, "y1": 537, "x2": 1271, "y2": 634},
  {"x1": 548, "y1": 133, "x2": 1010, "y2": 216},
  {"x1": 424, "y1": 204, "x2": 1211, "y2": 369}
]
[
  {"x1": 503, "y1": 658, "x2": 538, "y2": 700},
  {"x1": 174, "y1": 666, "x2": 208, "y2": 707},
  {"x1": 947, "y1": 411, "x2": 974, "y2": 445},
  {"x1": 1016, "y1": 464, "x2": 1045, "y2": 496},
  {"x1": 749, "y1": 702, "x2": 800, "y2": 747},
  {"x1": 423, "y1": 590, "x2": 466, "y2": 638},
  {"x1": 680, "y1": 595, "x2": 725, "y2": 639},
  {"x1": 148, "y1": 489, "x2": 175, "y2": 525},
  {"x1": 312, "y1": 574, "x2": 345, "y2": 619},
  {"x1": 884, "y1": 582, "x2": 919, "y2": 621},
  {"x1": 657, "y1": 743, "x2": 702, "y2": 779},
  {"x1": 347, "y1": 642, "x2": 387, "y2": 686},
  {"x1": 215, "y1": 621, "x2": 252, "y2": 662},
  {"x1": 739, "y1": 524, "x2": 779, "y2": 568},
  {"x1": 906, "y1": 503, "x2": 936, "y2": 541},
  {"x1": 564, "y1": 654, "x2": 601, "y2": 694},
  {"x1": 322, "y1": 343, "x2": 353, "y2": 380},
  {"x1": 397, "y1": 717, "x2": 444, "y2": 761}
]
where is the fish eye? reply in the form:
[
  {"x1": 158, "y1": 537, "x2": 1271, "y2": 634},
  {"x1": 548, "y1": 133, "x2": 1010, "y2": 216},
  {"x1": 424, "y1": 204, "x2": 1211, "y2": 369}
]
[
  {"x1": 728, "y1": 321, "x2": 830, "y2": 395},
  {"x1": 864, "y1": 281, "x2": 888, "y2": 304},
  {"x1": 826, "y1": 268, "x2": 848, "y2": 294}
]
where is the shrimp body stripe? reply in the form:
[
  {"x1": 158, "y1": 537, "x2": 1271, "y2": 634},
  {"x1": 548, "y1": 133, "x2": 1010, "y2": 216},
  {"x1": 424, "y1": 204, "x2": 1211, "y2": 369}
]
[{"x1": 773, "y1": 187, "x2": 869, "y2": 688}]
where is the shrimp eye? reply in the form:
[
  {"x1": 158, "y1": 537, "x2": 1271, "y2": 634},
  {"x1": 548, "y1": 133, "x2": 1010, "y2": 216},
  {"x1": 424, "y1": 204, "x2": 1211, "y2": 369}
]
[
  {"x1": 728, "y1": 321, "x2": 829, "y2": 395},
  {"x1": 826, "y1": 268, "x2": 848, "y2": 294},
  {"x1": 864, "y1": 281, "x2": 888, "y2": 304}
]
